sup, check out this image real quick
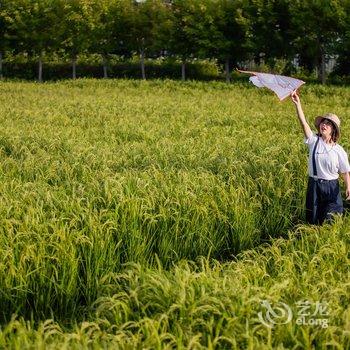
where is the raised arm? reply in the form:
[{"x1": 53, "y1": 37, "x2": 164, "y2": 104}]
[{"x1": 291, "y1": 91, "x2": 313, "y2": 139}]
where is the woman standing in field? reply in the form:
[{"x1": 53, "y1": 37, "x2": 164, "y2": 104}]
[{"x1": 291, "y1": 91, "x2": 350, "y2": 225}]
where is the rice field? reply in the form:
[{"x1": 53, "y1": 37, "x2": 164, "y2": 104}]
[{"x1": 0, "y1": 79, "x2": 349, "y2": 349}]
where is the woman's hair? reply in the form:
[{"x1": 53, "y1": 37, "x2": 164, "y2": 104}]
[{"x1": 331, "y1": 126, "x2": 338, "y2": 142}]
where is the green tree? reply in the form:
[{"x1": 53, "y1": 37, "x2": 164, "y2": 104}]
[
  {"x1": 0, "y1": 0, "x2": 9, "y2": 79},
  {"x1": 167, "y1": 0, "x2": 206, "y2": 80},
  {"x1": 167, "y1": 0, "x2": 249, "y2": 82},
  {"x1": 331, "y1": 1, "x2": 350, "y2": 76},
  {"x1": 211, "y1": 0, "x2": 250, "y2": 82},
  {"x1": 129, "y1": 0, "x2": 170, "y2": 80},
  {"x1": 2, "y1": 0, "x2": 62, "y2": 82},
  {"x1": 59, "y1": 0, "x2": 99, "y2": 79},
  {"x1": 289, "y1": 0, "x2": 344, "y2": 83},
  {"x1": 91, "y1": 0, "x2": 132, "y2": 78},
  {"x1": 244, "y1": 0, "x2": 294, "y2": 71}
]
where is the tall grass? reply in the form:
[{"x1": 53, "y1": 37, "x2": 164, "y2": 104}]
[
  {"x1": 1, "y1": 220, "x2": 349, "y2": 349},
  {"x1": 0, "y1": 79, "x2": 349, "y2": 347}
]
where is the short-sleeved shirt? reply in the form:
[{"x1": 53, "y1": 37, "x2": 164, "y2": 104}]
[{"x1": 304, "y1": 133, "x2": 350, "y2": 180}]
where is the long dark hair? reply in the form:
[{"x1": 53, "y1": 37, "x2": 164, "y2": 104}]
[{"x1": 331, "y1": 126, "x2": 338, "y2": 143}]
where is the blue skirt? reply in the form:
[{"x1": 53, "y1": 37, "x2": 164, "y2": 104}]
[{"x1": 306, "y1": 177, "x2": 343, "y2": 225}]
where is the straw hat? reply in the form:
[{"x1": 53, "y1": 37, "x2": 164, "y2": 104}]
[{"x1": 314, "y1": 113, "x2": 340, "y2": 141}]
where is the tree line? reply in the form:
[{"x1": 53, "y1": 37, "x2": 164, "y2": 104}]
[{"x1": 1, "y1": 0, "x2": 349, "y2": 83}]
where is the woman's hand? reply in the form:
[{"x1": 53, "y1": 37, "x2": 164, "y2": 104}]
[
  {"x1": 342, "y1": 173, "x2": 350, "y2": 200},
  {"x1": 346, "y1": 187, "x2": 350, "y2": 200},
  {"x1": 291, "y1": 91, "x2": 301, "y2": 105}
]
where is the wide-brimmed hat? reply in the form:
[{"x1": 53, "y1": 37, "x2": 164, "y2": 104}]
[{"x1": 314, "y1": 113, "x2": 340, "y2": 140}]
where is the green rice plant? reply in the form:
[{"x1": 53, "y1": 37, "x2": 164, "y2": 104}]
[
  {"x1": 0, "y1": 79, "x2": 350, "y2": 347},
  {"x1": 1, "y1": 216, "x2": 348, "y2": 348}
]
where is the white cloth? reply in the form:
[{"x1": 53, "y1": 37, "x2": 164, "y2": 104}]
[
  {"x1": 249, "y1": 72, "x2": 305, "y2": 100},
  {"x1": 238, "y1": 70, "x2": 305, "y2": 100},
  {"x1": 304, "y1": 133, "x2": 350, "y2": 180}
]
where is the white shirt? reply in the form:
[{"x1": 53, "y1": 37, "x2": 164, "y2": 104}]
[{"x1": 304, "y1": 133, "x2": 350, "y2": 180}]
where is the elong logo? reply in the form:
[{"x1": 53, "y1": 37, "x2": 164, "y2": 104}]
[{"x1": 258, "y1": 299, "x2": 329, "y2": 328}]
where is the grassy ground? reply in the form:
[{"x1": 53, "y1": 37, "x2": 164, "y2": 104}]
[{"x1": 0, "y1": 79, "x2": 349, "y2": 348}]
